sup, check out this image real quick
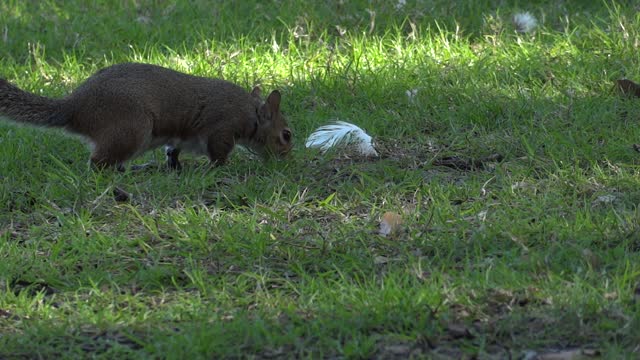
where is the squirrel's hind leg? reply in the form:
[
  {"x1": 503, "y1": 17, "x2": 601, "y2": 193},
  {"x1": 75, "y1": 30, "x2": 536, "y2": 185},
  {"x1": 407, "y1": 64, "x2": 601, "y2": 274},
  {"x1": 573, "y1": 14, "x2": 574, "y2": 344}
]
[
  {"x1": 165, "y1": 146, "x2": 182, "y2": 170},
  {"x1": 89, "y1": 128, "x2": 147, "y2": 171}
]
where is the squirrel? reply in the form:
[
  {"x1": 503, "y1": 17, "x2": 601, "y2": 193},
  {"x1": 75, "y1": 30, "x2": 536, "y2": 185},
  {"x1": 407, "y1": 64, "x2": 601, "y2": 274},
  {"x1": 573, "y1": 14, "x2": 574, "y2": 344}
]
[{"x1": 0, "y1": 62, "x2": 292, "y2": 170}]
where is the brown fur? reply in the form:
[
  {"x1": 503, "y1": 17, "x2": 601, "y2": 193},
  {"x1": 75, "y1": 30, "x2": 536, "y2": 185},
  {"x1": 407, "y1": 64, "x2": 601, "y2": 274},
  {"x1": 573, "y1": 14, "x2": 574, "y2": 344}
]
[{"x1": 0, "y1": 63, "x2": 292, "y2": 170}]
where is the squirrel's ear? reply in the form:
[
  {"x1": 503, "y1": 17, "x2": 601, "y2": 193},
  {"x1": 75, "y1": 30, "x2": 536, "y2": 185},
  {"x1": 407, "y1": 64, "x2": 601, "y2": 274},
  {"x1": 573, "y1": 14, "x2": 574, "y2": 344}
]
[
  {"x1": 251, "y1": 86, "x2": 262, "y2": 99},
  {"x1": 266, "y1": 90, "x2": 281, "y2": 113}
]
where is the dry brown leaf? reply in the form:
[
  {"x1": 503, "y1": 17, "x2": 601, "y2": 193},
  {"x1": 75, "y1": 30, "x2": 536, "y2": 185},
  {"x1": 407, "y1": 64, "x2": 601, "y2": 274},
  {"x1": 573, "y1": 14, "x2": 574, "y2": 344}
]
[
  {"x1": 384, "y1": 344, "x2": 412, "y2": 356},
  {"x1": 462, "y1": 210, "x2": 489, "y2": 223},
  {"x1": 615, "y1": 79, "x2": 640, "y2": 98},
  {"x1": 512, "y1": 181, "x2": 535, "y2": 191},
  {"x1": 538, "y1": 348, "x2": 600, "y2": 360},
  {"x1": 591, "y1": 194, "x2": 617, "y2": 207},
  {"x1": 433, "y1": 153, "x2": 503, "y2": 171},
  {"x1": 446, "y1": 323, "x2": 473, "y2": 339},
  {"x1": 581, "y1": 248, "x2": 600, "y2": 269},
  {"x1": 113, "y1": 187, "x2": 130, "y2": 203},
  {"x1": 582, "y1": 349, "x2": 600, "y2": 357},
  {"x1": 379, "y1": 211, "x2": 403, "y2": 237},
  {"x1": 489, "y1": 288, "x2": 514, "y2": 303}
]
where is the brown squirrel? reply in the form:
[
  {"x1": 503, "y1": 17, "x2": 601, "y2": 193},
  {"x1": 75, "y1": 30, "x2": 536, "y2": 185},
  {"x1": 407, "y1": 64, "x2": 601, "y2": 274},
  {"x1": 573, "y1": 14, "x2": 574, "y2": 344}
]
[{"x1": 0, "y1": 63, "x2": 292, "y2": 170}]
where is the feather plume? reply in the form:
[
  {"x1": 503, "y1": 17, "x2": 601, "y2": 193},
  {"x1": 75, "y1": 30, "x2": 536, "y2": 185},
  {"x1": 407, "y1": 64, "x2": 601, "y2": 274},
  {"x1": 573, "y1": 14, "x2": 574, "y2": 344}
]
[
  {"x1": 305, "y1": 121, "x2": 378, "y2": 157},
  {"x1": 513, "y1": 12, "x2": 537, "y2": 33}
]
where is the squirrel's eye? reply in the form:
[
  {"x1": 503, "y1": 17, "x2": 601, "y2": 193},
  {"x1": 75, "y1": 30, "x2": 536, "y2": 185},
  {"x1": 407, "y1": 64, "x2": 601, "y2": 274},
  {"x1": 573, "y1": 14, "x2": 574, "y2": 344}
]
[{"x1": 282, "y1": 129, "x2": 292, "y2": 143}]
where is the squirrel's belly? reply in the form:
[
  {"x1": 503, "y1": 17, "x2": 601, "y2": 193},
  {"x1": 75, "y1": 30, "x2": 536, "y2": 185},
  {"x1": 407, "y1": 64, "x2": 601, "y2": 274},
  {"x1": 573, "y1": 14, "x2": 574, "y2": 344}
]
[
  {"x1": 165, "y1": 137, "x2": 208, "y2": 155},
  {"x1": 144, "y1": 136, "x2": 208, "y2": 155}
]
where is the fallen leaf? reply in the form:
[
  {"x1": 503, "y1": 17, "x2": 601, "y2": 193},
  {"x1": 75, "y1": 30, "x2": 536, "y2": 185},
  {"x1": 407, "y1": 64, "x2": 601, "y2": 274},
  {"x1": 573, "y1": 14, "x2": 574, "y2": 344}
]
[
  {"x1": 449, "y1": 303, "x2": 470, "y2": 319},
  {"x1": 538, "y1": 348, "x2": 600, "y2": 359},
  {"x1": 487, "y1": 288, "x2": 515, "y2": 305},
  {"x1": 385, "y1": 344, "x2": 411, "y2": 355},
  {"x1": 512, "y1": 181, "x2": 535, "y2": 191},
  {"x1": 510, "y1": 234, "x2": 529, "y2": 253},
  {"x1": 261, "y1": 346, "x2": 285, "y2": 358},
  {"x1": 379, "y1": 211, "x2": 403, "y2": 237},
  {"x1": 447, "y1": 323, "x2": 473, "y2": 339},
  {"x1": 462, "y1": 210, "x2": 490, "y2": 223},
  {"x1": 433, "y1": 153, "x2": 503, "y2": 171},
  {"x1": 0, "y1": 309, "x2": 19, "y2": 320},
  {"x1": 581, "y1": 249, "x2": 600, "y2": 269},
  {"x1": 615, "y1": 79, "x2": 640, "y2": 98},
  {"x1": 591, "y1": 194, "x2": 616, "y2": 207},
  {"x1": 432, "y1": 155, "x2": 472, "y2": 170},
  {"x1": 136, "y1": 15, "x2": 152, "y2": 25},
  {"x1": 476, "y1": 210, "x2": 488, "y2": 222},
  {"x1": 484, "y1": 153, "x2": 504, "y2": 162},
  {"x1": 113, "y1": 187, "x2": 130, "y2": 203}
]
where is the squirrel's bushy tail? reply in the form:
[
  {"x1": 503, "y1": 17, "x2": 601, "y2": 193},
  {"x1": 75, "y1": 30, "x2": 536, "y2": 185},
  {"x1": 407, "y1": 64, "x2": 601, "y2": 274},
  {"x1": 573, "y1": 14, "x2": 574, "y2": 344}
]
[{"x1": 0, "y1": 78, "x2": 69, "y2": 127}]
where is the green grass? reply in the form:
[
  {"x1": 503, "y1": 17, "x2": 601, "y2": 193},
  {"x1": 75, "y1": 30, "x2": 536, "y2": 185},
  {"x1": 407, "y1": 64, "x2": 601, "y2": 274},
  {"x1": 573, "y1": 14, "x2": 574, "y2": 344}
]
[{"x1": 1, "y1": 0, "x2": 640, "y2": 358}]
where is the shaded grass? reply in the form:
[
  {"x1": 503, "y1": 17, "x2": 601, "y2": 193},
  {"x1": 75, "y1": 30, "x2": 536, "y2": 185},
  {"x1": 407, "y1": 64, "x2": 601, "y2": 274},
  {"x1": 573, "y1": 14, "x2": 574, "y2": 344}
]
[{"x1": 2, "y1": 0, "x2": 640, "y2": 358}]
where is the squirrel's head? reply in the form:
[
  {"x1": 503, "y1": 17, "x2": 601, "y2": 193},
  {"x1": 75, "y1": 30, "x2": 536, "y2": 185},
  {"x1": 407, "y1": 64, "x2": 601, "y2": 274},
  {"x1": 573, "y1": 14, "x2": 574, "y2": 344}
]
[{"x1": 249, "y1": 87, "x2": 292, "y2": 159}]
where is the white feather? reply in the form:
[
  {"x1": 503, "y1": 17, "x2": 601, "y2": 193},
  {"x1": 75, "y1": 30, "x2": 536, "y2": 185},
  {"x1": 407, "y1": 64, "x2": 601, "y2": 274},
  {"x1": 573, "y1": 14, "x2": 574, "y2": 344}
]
[
  {"x1": 305, "y1": 121, "x2": 378, "y2": 157},
  {"x1": 513, "y1": 12, "x2": 537, "y2": 33},
  {"x1": 395, "y1": 0, "x2": 406, "y2": 10},
  {"x1": 406, "y1": 89, "x2": 418, "y2": 103}
]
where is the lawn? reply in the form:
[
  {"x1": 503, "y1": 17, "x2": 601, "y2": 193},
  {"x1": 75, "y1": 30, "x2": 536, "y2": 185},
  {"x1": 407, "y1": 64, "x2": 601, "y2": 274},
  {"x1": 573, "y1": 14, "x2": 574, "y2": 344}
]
[{"x1": 1, "y1": 0, "x2": 640, "y2": 358}]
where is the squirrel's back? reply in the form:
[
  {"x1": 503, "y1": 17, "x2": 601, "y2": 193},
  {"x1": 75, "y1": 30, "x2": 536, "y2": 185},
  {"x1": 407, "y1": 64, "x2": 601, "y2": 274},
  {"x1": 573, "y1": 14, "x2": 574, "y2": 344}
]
[
  {"x1": 65, "y1": 63, "x2": 260, "y2": 136},
  {"x1": 71, "y1": 63, "x2": 251, "y2": 103}
]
